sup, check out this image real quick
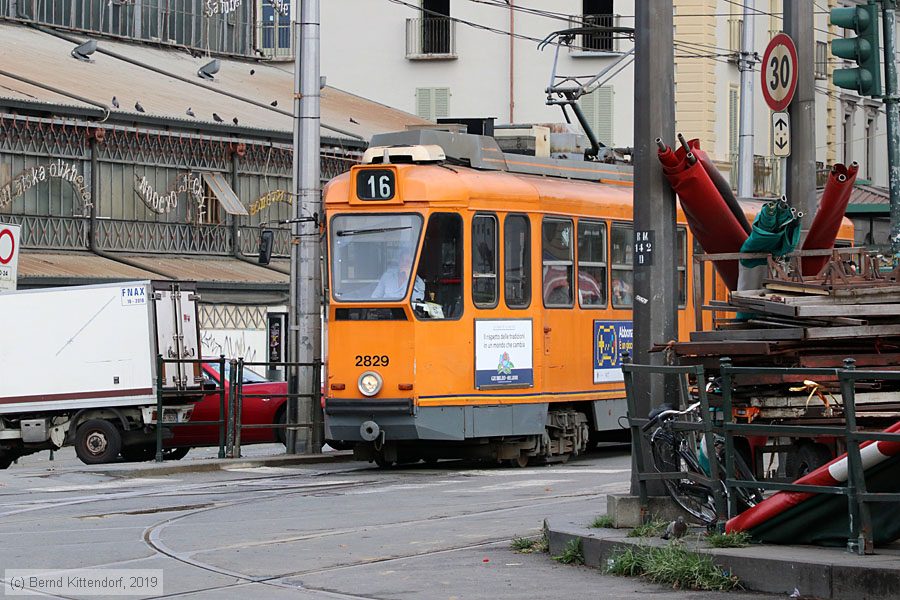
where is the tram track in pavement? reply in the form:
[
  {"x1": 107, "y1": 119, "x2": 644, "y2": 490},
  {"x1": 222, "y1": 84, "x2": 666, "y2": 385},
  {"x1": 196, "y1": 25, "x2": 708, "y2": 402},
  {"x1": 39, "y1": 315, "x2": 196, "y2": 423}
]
[{"x1": 136, "y1": 472, "x2": 626, "y2": 598}]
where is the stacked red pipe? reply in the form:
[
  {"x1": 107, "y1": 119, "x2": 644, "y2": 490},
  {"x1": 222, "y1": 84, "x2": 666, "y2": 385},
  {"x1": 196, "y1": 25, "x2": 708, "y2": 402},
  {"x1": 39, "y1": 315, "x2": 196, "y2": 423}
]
[
  {"x1": 726, "y1": 419, "x2": 900, "y2": 533},
  {"x1": 801, "y1": 162, "x2": 859, "y2": 276},
  {"x1": 658, "y1": 138, "x2": 749, "y2": 291}
]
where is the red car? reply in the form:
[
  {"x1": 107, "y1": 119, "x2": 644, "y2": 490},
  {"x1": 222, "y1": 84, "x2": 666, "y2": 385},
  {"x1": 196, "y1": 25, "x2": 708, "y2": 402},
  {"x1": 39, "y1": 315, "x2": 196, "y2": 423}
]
[{"x1": 166, "y1": 362, "x2": 288, "y2": 457}]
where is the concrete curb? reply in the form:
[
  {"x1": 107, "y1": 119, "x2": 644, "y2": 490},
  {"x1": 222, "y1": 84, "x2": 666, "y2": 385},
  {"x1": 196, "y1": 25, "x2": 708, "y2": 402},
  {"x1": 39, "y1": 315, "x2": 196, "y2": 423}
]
[
  {"x1": 86, "y1": 451, "x2": 357, "y2": 478},
  {"x1": 545, "y1": 517, "x2": 900, "y2": 600}
]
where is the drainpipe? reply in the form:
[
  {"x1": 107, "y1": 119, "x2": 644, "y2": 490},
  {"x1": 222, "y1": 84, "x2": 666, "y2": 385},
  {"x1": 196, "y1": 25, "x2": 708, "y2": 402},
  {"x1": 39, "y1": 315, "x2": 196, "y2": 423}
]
[{"x1": 87, "y1": 132, "x2": 174, "y2": 280}]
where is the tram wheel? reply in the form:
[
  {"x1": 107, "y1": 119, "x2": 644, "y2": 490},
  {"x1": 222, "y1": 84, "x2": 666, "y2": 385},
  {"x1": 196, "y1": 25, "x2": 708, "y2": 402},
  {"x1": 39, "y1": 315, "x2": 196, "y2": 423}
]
[{"x1": 506, "y1": 452, "x2": 530, "y2": 468}]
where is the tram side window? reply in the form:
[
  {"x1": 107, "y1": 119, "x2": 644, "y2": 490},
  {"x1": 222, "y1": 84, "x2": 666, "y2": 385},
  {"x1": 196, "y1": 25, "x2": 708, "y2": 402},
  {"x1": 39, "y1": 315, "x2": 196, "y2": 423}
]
[
  {"x1": 472, "y1": 214, "x2": 498, "y2": 308},
  {"x1": 677, "y1": 227, "x2": 687, "y2": 308},
  {"x1": 611, "y1": 223, "x2": 633, "y2": 308},
  {"x1": 504, "y1": 215, "x2": 531, "y2": 308},
  {"x1": 414, "y1": 212, "x2": 463, "y2": 320},
  {"x1": 578, "y1": 220, "x2": 607, "y2": 308},
  {"x1": 542, "y1": 218, "x2": 574, "y2": 307}
]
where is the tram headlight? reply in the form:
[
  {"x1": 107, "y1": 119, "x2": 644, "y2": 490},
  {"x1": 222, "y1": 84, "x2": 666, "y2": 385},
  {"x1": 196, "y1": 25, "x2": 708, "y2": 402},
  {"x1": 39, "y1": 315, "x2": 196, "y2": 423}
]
[{"x1": 358, "y1": 371, "x2": 383, "y2": 397}]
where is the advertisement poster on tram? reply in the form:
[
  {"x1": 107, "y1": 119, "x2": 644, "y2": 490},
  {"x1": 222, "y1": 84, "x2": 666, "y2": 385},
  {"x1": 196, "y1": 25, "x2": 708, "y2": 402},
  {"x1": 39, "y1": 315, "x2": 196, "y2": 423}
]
[
  {"x1": 474, "y1": 319, "x2": 533, "y2": 388},
  {"x1": 593, "y1": 320, "x2": 633, "y2": 383}
]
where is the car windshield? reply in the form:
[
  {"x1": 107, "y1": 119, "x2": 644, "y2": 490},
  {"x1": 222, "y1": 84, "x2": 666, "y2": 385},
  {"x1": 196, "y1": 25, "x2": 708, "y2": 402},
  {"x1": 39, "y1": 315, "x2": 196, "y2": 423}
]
[
  {"x1": 205, "y1": 362, "x2": 269, "y2": 384},
  {"x1": 330, "y1": 213, "x2": 423, "y2": 302}
]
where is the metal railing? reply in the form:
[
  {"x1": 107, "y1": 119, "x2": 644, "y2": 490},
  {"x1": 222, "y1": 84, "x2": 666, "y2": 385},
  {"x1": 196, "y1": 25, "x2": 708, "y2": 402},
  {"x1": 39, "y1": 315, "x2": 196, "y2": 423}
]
[
  {"x1": 624, "y1": 356, "x2": 900, "y2": 555},
  {"x1": 406, "y1": 17, "x2": 456, "y2": 59},
  {"x1": 569, "y1": 13, "x2": 622, "y2": 53},
  {"x1": 228, "y1": 358, "x2": 322, "y2": 458}
]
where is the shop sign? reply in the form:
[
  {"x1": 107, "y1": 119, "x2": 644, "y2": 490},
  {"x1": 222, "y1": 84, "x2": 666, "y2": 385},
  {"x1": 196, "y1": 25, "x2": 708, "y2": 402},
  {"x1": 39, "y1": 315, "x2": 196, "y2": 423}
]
[{"x1": 0, "y1": 160, "x2": 92, "y2": 211}]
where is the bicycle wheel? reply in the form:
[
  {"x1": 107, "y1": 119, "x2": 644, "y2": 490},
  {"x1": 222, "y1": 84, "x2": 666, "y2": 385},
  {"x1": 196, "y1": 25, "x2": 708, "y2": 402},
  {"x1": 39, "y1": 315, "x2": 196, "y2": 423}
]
[
  {"x1": 650, "y1": 431, "x2": 719, "y2": 525},
  {"x1": 721, "y1": 451, "x2": 764, "y2": 510}
]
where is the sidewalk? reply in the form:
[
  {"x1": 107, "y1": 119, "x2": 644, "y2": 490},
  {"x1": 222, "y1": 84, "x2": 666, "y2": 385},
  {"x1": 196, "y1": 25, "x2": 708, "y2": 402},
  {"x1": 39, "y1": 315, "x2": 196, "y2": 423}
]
[{"x1": 546, "y1": 516, "x2": 900, "y2": 599}]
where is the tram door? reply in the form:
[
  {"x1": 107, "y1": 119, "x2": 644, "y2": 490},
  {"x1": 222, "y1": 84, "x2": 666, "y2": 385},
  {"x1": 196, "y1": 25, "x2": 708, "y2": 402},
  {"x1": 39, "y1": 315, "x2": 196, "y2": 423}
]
[{"x1": 540, "y1": 217, "x2": 579, "y2": 389}]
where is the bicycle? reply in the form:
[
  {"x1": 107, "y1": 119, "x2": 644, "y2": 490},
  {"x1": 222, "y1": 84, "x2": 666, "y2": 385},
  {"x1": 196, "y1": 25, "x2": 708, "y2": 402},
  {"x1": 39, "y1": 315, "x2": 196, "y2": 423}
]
[{"x1": 643, "y1": 401, "x2": 764, "y2": 525}]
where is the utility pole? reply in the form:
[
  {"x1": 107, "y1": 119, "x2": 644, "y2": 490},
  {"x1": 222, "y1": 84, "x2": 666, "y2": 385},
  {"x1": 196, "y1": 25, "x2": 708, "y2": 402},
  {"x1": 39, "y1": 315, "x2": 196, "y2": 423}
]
[
  {"x1": 738, "y1": 0, "x2": 756, "y2": 198},
  {"x1": 882, "y1": 0, "x2": 900, "y2": 259},
  {"x1": 784, "y1": 1, "x2": 816, "y2": 223},
  {"x1": 631, "y1": 0, "x2": 677, "y2": 495},
  {"x1": 288, "y1": 0, "x2": 323, "y2": 454}
]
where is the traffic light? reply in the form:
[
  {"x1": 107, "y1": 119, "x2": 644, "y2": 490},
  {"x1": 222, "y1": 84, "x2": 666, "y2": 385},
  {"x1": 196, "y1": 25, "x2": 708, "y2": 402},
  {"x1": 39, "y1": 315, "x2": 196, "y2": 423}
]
[{"x1": 830, "y1": 3, "x2": 882, "y2": 97}]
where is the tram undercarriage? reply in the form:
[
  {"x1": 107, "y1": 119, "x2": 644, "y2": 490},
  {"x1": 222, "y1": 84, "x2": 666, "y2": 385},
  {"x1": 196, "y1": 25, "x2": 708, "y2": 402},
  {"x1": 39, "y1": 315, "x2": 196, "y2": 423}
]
[{"x1": 332, "y1": 406, "x2": 592, "y2": 468}]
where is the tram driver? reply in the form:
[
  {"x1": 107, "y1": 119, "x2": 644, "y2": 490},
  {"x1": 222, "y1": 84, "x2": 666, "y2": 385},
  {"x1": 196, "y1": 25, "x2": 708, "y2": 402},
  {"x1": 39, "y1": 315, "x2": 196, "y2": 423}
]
[{"x1": 372, "y1": 253, "x2": 425, "y2": 301}]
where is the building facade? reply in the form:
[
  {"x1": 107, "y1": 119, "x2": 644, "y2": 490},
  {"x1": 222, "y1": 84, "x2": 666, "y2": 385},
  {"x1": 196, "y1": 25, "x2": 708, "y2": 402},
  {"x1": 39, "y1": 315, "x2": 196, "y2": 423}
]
[{"x1": 0, "y1": 3, "x2": 427, "y2": 364}]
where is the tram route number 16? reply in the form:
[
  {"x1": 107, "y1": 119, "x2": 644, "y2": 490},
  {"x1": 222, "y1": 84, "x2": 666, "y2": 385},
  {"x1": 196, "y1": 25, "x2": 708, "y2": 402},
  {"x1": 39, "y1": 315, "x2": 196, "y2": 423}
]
[{"x1": 357, "y1": 169, "x2": 396, "y2": 201}]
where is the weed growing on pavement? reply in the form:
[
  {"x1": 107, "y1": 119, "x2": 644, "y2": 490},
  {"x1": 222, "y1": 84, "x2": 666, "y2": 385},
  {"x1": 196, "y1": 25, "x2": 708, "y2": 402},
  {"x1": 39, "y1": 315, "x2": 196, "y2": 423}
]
[
  {"x1": 590, "y1": 514, "x2": 615, "y2": 528},
  {"x1": 510, "y1": 533, "x2": 549, "y2": 554},
  {"x1": 606, "y1": 544, "x2": 740, "y2": 591},
  {"x1": 627, "y1": 518, "x2": 667, "y2": 538},
  {"x1": 707, "y1": 531, "x2": 752, "y2": 548},
  {"x1": 552, "y1": 538, "x2": 584, "y2": 565}
]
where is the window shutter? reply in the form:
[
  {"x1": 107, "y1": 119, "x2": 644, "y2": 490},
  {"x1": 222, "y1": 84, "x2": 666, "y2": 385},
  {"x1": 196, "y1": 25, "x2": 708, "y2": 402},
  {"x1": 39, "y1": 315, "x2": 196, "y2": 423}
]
[
  {"x1": 578, "y1": 86, "x2": 614, "y2": 145},
  {"x1": 415, "y1": 87, "x2": 450, "y2": 121}
]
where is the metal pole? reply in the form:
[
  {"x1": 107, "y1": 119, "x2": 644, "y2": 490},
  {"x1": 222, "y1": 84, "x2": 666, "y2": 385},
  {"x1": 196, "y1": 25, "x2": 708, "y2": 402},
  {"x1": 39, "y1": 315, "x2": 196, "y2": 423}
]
[
  {"x1": 217, "y1": 354, "x2": 226, "y2": 459},
  {"x1": 155, "y1": 355, "x2": 164, "y2": 462},
  {"x1": 737, "y1": 0, "x2": 756, "y2": 198},
  {"x1": 226, "y1": 358, "x2": 237, "y2": 458},
  {"x1": 784, "y1": 1, "x2": 816, "y2": 226},
  {"x1": 882, "y1": 0, "x2": 900, "y2": 260},
  {"x1": 632, "y1": 0, "x2": 677, "y2": 496},
  {"x1": 287, "y1": 10, "x2": 302, "y2": 456},
  {"x1": 294, "y1": 0, "x2": 323, "y2": 454},
  {"x1": 235, "y1": 358, "x2": 244, "y2": 458}
]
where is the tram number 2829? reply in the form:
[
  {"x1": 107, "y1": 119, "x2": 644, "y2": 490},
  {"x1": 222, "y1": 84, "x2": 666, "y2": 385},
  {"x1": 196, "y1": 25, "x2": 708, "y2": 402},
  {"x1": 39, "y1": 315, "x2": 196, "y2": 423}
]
[{"x1": 355, "y1": 354, "x2": 390, "y2": 367}]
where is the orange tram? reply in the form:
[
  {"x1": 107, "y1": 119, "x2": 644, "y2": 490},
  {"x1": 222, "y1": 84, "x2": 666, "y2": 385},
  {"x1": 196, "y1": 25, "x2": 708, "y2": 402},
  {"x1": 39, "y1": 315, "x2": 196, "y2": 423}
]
[{"x1": 321, "y1": 129, "x2": 846, "y2": 467}]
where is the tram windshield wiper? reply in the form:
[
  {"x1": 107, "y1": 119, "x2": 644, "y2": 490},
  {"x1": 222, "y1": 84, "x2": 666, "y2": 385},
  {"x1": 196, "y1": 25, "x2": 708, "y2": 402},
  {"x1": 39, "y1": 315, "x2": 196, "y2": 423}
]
[{"x1": 336, "y1": 226, "x2": 412, "y2": 237}]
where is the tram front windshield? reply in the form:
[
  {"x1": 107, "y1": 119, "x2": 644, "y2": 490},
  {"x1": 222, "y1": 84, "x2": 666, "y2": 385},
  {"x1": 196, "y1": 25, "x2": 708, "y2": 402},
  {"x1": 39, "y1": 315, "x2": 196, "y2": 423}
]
[{"x1": 330, "y1": 214, "x2": 423, "y2": 302}]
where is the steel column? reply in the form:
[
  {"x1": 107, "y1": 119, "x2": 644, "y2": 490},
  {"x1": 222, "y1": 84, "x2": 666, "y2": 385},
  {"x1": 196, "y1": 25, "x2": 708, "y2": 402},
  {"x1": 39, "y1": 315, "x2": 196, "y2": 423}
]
[
  {"x1": 632, "y1": 0, "x2": 678, "y2": 495},
  {"x1": 784, "y1": 1, "x2": 817, "y2": 224},
  {"x1": 881, "y1": 1, "x2": 900, "y2": 260}
]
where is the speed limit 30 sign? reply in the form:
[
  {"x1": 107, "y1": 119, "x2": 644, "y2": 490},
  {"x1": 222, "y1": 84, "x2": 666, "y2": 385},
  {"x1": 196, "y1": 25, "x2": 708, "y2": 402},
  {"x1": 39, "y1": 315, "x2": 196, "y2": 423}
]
[{"x1": 761, "y1": 33, "x2": 798, "y2": 112}]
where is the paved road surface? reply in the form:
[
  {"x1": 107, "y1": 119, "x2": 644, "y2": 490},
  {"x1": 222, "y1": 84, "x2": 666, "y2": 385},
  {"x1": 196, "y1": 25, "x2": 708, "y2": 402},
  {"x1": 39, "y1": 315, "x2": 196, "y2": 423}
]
[{"x1": 0, "y1": 450, "x2": 775, "y2": 598}]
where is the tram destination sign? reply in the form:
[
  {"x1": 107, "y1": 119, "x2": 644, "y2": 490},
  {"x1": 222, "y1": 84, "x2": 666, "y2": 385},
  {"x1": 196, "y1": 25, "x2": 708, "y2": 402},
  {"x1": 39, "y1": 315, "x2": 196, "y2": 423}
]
[{"x1": 356, "y1": 169, "x2": 396, "y2": 201}]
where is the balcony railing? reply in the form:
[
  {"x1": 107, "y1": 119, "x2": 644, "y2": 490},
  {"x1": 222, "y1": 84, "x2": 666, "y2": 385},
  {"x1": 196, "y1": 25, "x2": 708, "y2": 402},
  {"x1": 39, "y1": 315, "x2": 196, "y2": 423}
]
[
  {"x1": 0, "y1": 215, "x2": 88, "y2": 250},
  {"x1": 96, "y1": 219, "x2": 231, "y2": 255},
  {"x1": 728, "y1": 155, "x2": 830, "y2": 198},
  {"x1": 406, "y1": 17, "x2": 457, "y2": 59},
  {"x1": 569, "y1": 13, "x2": 622, "y2": 54}
]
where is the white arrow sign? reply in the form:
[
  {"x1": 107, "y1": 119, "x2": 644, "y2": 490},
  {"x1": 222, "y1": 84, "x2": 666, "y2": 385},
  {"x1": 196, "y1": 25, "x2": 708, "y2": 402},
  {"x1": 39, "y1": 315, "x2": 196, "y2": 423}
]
[
  {"x1": 772, "y1": 111, "x2": 791, "y2": 157},
  {"x1": 0, "y1": 223, "x2": 20, "y2": 292}
]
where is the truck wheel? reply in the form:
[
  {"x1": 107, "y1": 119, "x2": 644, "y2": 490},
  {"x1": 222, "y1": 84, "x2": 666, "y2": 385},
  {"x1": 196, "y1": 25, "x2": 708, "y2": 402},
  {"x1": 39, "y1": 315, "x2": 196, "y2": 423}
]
[
  {"x1": 75, "y1": 419, "x2": 123, "y2": 465},
  {"x1": 786, "y1": 442, "x2": 833, "y2": 480}
]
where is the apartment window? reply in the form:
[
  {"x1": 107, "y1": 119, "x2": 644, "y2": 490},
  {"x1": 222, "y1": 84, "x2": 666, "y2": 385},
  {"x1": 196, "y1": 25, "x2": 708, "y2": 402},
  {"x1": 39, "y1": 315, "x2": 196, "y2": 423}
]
[
  {"x1": 542, "y1": 218, "x2": 574, "y2": 308},
  {"x1": 611, "y1": 223, "x2": 633, "y2": 308},
  {"x1": 505, "y1": 215, "x2": 531, "y2": 309},
  {"x1": 578, "y1": 220, "x2": 607, "y2": 308},
  {"x1": 582, "y1": 0, "x2": 615, "y2": 52},
  {"x1": 416, "y1": 88, "x2": 450, "y2": 121},
  {"x1": 815, "y1": 41, "x2": 827, "y2": 80},
  {"x1": 472, "y1": 214, "x2": 499, "y2": 308},
  {"x1": 578, "y1": 86, "x2": 614, "y2": 146},
  {"x1": 422, "y1": 0, "x2": 451, "y2": 54},
  {"x1": 259, "y1": 2, "x2": 292, "y2": 58},
  {"x1": 866, "y1": 116, "x2": 876, "y2": 180},
  {"x1": 729, "y1": 86, "x2": 739, "y2": 158}
]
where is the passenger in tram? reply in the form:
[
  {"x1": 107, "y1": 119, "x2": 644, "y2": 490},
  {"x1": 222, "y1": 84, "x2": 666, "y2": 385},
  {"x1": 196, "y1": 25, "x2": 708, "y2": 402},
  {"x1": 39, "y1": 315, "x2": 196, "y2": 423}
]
[
  {"x1": 372, "y1": 253, "x2": 425, "y2": 301},
  {"x1": 612, "y1": 275, "x2": 633, "y2": 306}
]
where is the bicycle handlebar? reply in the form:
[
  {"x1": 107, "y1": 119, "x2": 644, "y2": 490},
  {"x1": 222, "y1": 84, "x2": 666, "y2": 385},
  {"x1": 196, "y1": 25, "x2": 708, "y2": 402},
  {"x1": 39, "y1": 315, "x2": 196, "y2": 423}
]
[{"x1": 641, "y1": 401, "x2": 701, "y2": 432}]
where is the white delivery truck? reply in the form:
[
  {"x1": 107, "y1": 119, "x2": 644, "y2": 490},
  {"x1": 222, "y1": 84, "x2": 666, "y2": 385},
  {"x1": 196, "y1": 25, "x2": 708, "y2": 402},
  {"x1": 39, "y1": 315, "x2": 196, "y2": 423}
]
[{"x1": 0, "y1": 281, "x2": 204, "y2": 467}]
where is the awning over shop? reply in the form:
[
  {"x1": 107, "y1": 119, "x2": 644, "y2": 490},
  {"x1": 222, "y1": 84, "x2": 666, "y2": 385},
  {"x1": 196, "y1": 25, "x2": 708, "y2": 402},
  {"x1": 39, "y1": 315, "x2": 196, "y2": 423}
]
[
  {"x1": 202, "y1": 172, "x2": 248, "y2": 216},
  {"x1": 18, "y1": 251, "x2": 161, "y2": 286},
  {"x1": 123, "y1": 255, "x2": 288, "y2": 286}
]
